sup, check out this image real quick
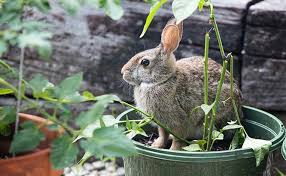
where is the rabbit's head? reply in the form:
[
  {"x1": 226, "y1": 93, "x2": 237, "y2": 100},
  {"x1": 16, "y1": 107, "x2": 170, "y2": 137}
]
[{"x1": 121, "y1": 19, "x2": 183, "y2": 86}]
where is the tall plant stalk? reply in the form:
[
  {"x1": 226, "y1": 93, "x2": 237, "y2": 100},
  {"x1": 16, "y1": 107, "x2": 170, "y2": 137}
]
[
  {"x1": 205, "y1": 3, "x2": 229, "y2": 151},
  {"x1": 203, "y1": 32, "x2": 210, "y2": 140}
]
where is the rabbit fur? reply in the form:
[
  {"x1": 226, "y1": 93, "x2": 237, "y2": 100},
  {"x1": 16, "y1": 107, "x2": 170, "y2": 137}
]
[{"x1": 121, "y1": 19, "x2": 242, "y2": 150}]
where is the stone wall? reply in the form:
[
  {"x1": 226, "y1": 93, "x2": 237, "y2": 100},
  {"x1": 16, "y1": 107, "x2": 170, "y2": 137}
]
[
  {"x1": 4, "y1": 0, "x2": 286, "y2": 111},
  {"x1": 242, "y1": 0, "x2": 286, "y2": 111}
]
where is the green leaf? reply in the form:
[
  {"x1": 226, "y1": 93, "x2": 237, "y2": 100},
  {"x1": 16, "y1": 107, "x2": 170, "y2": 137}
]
[
  {"x1": 140, "y1": 0, "x2": 168, "y2": 38},
  {"x1": 50, "y1": 135, "x2": 79, "y2": 169},
  {"x1": 75, "y1": 94, "x2": 119, "y2": 128},
  {"x1": 0, "y1": 123, "x2": 11, "y2": 136},
  {"x1": 242, "y1": 136, "x2": 272, "y2": 166},
  {"x1": 0, "y1": 40, "x2": 7, "y2": 56},
  {"x1": 74, "y1": 115, "x2": 119, "y2": 142},
  {"x1": 229, "y1": 128, "x2": 245, "y2": 150},
  {"x1": 18, "y1": 31, "x2": 52, "y2": 59},
  {"x1": 82, "y1": 91, "x2": 96, "y2": 101},
  {"x1": 172, "y1": 0, "x2": 200, "y2": 24},
  {"x1": 59, "y1": 0, "x2": 81, "y2": 15},
  {"x1": 80, "y1": 127, "x2": 137, "y2": 157},
  {"x1": 62, "y1": 92, "x2": 85, "y2": 103},
  {"x1": 0, "y1": 88, "x2": 14, "y2": 95},
  {"x1": 102, "y1": 0, "x2": 124, "y2": 20},
  {"x1": 221, "y1": 124, "x2": 243, "y2": 131},
  {"x1": 183, "y1": 144, "x2": 203, "y2": 152},
  {"x1": 200, "y1": 103, "x2": 214, "y2": 115},
  {"x1": 0, "y1": 106, "x2": 16, "y2": 124},
  {"x1": 198, "y1": 0, "x2": 205, "y2": 11},
  {"x1": 31, "y1": 0, "x2": 51, "y2": 13},
  {"x1": 28, "y1": 74, "x2": 54, "y2": 99},
  {"x1": 227, "y1": 120, "x2": 237, "y2": 125},
  {"x1": 54, "y1": 72, "x2": 83, "y2": 100},
  {"x1": 9, "y1": 121, "x2": 45, "y2": 153},
  {"x1": 212, "y1": 130, "x2": 224, "y2": 141},
  {"x1": 127, "y1": 121, "x2": 147, "y2": 139}
]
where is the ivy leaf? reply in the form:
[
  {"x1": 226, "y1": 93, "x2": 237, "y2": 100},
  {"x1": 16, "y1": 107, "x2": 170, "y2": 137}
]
[
  {"x1": 242, "y1": 136, "x2": 272, "y2": 166},
  {"x1": 140, "y1": 0, "x2": 168, "y2": 38},
  {"x1": 50, "y1": 135, "x2": 79, "y2": 169},
  {"x1": 80, "y1": 127, "x2": 137, "y2": 158},
  {"x1": 28, "y1": 74, "x2": 54, "y2": 99},
  {"x1": 172, "y1": 0, "x2": 201, "y2": 24},
  {"x1": 54, "y1": 72, "x2": 82, "y2": 100},
  {"x1": 183, "y1": 144, "x2": 203, "y2": 152},
  {"x1": 9, "y1": 121, "x2": 45, "y2": 154},
  {"x1": 59, "y1": 0, "x2": 81, "y2": 15},
  {"x1": 200, "y1": 103, "x2": 214, "y2": 115}
]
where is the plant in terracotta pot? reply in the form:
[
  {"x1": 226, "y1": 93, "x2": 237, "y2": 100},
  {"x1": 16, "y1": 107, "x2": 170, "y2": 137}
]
[{"x1": 0, "y1": 0, "x2": 136, "y2": 175}]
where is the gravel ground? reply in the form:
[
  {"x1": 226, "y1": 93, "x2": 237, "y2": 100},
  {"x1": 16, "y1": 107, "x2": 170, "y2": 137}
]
[{"x1": 64, "y1": 160, "x2": 125, "y2": 176}]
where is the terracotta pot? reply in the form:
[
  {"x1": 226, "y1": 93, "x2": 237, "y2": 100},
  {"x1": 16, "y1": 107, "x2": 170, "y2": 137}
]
[{"x1": 0, "y1": 113, "x2": 63, "y2": 176}]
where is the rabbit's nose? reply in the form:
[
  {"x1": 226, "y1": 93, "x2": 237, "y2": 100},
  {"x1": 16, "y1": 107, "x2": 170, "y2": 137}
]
[{"x1": 121, "y1": 65, "x2": 128, "y2": 74}]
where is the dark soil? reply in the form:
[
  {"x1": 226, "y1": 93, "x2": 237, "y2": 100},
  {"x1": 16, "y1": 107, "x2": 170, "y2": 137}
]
[{"x1": 135, "y1": 132, "x2": 231, "y2": 151}]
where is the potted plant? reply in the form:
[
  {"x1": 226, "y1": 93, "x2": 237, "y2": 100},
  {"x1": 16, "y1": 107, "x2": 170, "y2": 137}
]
[
  {"x1": 0, "y1": 0, "x2": 136, "y2": 175},
  {"x1": 117, "y1": 0, "x2": 286, "y2": 175}
]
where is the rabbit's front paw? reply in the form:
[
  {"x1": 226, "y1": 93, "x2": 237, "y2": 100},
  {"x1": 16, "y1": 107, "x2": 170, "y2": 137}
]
[
  {"x1": 151, "y1": 137, "x2": 167, "y2": 148},
  {"x1": 170, "y1": 140, "x2": 185, "y2": 150}
]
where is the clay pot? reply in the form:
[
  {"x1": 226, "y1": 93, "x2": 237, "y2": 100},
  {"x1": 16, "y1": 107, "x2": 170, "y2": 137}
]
[{"x1": 0, "y1": 113, "x2": 63, "y2": 176}]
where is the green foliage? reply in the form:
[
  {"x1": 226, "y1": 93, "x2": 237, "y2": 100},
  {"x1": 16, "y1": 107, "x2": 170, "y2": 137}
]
[
  {"x1": 28, "y1": 74, "x2": 54, "y2": 99},
  {"x1": 9, "y1": 121, "x2": 45, "y2": 153},
  {"x1": 183, "y1": 143, "x2": 203, "y2": 152},
  {"x1": 126, "y1": 120, "x2": 147, "y2": 139},
  {"x1": 200, "y1": 103, "x2": 214, "y2": 115},
  {"x1": 75, "y1": 94, "x2": 120, "y2": 128},
  {"x1": 80, "y1": 127, "x2": 137, "y2": 158},
  {"x1": 51, "y1": 135, "x2": 79, "y2": 169},
  {"x1": 59, "y1": 0, "x2": 81, "y2": 15},
  {"x1": 242, "y1": 136, "x2": 272, "y2": 166},
  {"x1": 229, "y1": 128, "x2": 245, "y2": 150},
  {"x1": 140, "y1": 0, "x2": 168, "y2": 38},
  {"x1": 172, "y1": 0, "x2": 200, "y2": 24},
  {"x1": 54, "y1": 72, "x2": 83, "y2": 102},
  {"x1": 0, "y1": 107, "x2": 16, "y2": 136}
]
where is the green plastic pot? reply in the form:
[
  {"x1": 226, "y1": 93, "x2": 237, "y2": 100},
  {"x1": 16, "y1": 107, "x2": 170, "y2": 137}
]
[{"x1": 122, "y1": 106, "x2": 286, "y2": 176}]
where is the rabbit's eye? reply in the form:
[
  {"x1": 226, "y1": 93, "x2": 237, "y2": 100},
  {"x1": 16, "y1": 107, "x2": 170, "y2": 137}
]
[{"x1": 140, "y1": 59, "x2": 150, "y2": 66}]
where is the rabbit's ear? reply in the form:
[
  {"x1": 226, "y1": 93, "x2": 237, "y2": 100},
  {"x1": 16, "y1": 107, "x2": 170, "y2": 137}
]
[{"x1": 161, "y1": 19, "x2": 183, "y2": 55}]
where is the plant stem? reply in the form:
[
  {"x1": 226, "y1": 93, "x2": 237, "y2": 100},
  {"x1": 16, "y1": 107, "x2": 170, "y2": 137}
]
[
  {"x1": 230, "y1": 55, "x2": 241, "y2": 125},
  {"x1": 203, "y1": 32, "x2": 210, "y2": 141},
  {"x1": 229, "y1": 55, "x2": 249, "y2": 137},
  {"x1": 14, "y1": 48, "x2": 25, "y2": 136},
  {"x1": 206, "y1": 60, "x2": 228, "y2": 150},
  {"x1": 210, "y1": 4, "x2": 225, "y2": 59},
  {"x1": 119, "y1": 101, "x2": 151, "y2": 117},
  {"x1": 120, "y1": 101, "x2": 191, "y2": 144}
]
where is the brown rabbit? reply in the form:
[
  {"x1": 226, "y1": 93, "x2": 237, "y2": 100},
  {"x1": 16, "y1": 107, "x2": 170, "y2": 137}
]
[{"x1": 121, "y1": 19, "x2": 242, "y2": 150}]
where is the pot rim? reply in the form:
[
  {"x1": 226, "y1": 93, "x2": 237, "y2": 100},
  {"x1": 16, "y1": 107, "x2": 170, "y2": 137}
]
[{"x1": 125, "y1": 106, "x2": 285, "y2": 162}]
